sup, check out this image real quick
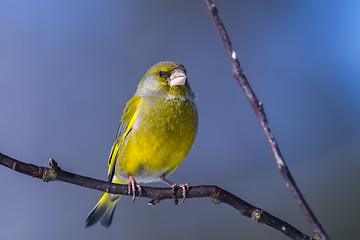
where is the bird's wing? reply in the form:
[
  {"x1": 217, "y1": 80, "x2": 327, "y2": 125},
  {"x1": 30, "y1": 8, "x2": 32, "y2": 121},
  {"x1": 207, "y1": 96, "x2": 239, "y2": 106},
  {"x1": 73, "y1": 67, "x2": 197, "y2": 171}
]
[{"x1": 107, "y1": 96, "x2": 142, "y2": 182}]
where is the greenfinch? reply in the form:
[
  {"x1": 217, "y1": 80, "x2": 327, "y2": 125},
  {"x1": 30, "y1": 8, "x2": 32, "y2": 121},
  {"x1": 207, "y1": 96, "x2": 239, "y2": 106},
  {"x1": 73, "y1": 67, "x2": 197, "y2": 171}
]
[{"x1": 86, "y1": 62, "x2": 198, "y2": 228}]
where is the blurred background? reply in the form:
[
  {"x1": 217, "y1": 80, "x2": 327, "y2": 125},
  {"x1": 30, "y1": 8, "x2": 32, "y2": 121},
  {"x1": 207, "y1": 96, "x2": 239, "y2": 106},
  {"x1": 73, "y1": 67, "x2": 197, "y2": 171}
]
[{"x1": 0, "y1": 0, "x2": 359, "y2": 239}]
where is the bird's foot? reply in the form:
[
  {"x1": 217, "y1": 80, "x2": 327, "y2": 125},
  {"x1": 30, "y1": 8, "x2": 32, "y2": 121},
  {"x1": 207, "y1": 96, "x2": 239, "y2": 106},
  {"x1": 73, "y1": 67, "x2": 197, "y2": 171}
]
[
  {"x1": 128, "y1": 175, "x2": 141, "y2": 202},
  {"x1": 174, "y1": 183, "x2": 189, "y2": 204},
  {"x1": 161, "y1": 178, "x2": 189, "y2": 204}
]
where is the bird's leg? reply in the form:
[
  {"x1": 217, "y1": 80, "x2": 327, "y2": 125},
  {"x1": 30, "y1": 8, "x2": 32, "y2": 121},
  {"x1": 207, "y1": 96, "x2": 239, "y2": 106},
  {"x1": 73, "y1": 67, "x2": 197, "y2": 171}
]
[
  {"x1": 128, "y1": 175, "x2": 142, "y2": 202},
  {"x1": 161, "y1": 178, "x2": 189, "y2": 204}
]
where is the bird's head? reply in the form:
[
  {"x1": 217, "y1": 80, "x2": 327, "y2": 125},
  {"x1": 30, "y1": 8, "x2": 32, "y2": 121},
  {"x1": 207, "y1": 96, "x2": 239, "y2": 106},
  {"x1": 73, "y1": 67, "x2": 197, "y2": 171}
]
[{"x1": 136, "y1": 62, "x2": 195, "y2": 100}]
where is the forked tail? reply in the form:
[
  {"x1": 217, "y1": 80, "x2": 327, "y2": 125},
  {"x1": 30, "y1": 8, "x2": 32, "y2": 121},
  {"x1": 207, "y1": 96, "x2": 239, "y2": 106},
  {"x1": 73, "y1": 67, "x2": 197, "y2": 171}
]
[{"x1": 85, "y1": 192, "x2": 121, "y2": 228}]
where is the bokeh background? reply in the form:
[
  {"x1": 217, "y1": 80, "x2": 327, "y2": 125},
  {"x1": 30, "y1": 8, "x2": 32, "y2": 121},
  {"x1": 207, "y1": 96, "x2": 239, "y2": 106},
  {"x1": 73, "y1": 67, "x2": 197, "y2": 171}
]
[{"x1": 1, "y1": 1, "x2": 359, "y2": 239}]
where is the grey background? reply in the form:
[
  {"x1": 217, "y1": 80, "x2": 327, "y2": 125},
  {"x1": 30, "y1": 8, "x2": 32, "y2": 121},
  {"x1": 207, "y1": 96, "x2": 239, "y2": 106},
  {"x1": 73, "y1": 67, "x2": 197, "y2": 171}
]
[{"x1": 1, "y1": 1, "x2": 359, "y2": 239}]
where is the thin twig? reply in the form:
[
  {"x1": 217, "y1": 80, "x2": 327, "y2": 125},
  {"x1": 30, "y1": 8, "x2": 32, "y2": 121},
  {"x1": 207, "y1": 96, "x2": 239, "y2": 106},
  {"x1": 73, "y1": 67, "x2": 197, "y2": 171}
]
[
  {"x1": 0, "y1": 152, "x2": 310, "y2": 239},
  {"x1": 202, "y1": 1, "x2": 329, "y2": 239}
]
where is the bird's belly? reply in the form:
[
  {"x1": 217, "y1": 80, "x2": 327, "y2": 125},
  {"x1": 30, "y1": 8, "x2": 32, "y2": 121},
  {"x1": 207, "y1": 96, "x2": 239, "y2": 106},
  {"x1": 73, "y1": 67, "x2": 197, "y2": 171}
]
[
  {"x1": 115, "y1": 132, "x2": 193, "y2": 183},
  {"x1": 114, "y1": 98, "x2": 198, "y2": 183}
]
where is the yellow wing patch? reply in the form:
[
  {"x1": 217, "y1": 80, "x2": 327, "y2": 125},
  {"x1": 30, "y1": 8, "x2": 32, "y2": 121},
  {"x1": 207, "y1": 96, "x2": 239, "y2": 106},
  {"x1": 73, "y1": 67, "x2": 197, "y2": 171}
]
[
  {"x1": 123, "y1": 108, "x2": 139, "y2": 142},
  {"x1": 107, "y1": 143, "x2": 119, "y2": 179},
  {"x1": 107, "y1": 96, "x2": 142, "y2": 181}
]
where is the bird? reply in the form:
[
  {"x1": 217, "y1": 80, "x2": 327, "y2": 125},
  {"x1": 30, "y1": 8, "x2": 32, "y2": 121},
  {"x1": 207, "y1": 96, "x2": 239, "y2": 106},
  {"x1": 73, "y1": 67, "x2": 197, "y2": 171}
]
[{"x1": 85, "y1": 61, "x2": 198, "y2": 228}]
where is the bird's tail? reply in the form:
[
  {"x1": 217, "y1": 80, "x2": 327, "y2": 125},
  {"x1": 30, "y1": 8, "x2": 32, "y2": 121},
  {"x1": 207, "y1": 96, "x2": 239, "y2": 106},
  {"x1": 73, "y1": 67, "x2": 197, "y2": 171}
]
[{"x1": 85, "y1": 192, "x2": 121, "y2": 228}]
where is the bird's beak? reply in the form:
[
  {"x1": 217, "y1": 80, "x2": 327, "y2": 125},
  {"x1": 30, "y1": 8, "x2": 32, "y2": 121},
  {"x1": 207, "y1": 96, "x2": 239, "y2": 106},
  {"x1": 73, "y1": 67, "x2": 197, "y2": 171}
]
[{"x1": 169, "y1": 69, "x2": 187, "y2": 87}]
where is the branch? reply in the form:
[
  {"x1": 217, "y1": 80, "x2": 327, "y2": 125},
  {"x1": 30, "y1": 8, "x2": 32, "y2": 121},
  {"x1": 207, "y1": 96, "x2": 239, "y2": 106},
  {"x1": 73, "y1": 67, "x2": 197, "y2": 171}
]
[
  {"x1": 1, "y1": 152, "x2": 310, "y2": 240},
  {"x1": 202, "y1": 1, "x2": 329, "y2": 239}
]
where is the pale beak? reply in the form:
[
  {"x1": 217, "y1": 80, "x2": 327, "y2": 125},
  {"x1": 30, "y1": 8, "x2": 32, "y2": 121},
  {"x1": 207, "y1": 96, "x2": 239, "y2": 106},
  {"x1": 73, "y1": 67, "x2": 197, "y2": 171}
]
[{"x1": 169, "y1": 69, "x2": 187, "y2": 87}]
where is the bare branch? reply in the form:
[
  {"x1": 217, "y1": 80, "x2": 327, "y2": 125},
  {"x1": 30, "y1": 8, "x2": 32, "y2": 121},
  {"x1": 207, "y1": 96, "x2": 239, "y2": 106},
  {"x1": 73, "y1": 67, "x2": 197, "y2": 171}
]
[
  {"x1": 202, "y1": 1, "x2": 329, "y2": 239},
  {"x1": 1, "y1": 152, "x2": 310, "y2": 239}
]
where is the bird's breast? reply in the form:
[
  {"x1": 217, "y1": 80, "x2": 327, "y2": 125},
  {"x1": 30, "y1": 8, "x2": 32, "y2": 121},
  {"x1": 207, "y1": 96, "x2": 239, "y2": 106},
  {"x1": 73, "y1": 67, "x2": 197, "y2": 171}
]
[{"x1": 115, "y1": 97, "x2": 198, "y2": 183}]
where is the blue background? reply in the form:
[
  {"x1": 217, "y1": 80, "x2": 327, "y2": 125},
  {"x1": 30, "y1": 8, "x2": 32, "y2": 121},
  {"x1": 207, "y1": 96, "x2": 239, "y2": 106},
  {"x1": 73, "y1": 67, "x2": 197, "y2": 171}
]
[{"x1": 1, "y1": 1, "x2": 359, "y2": 239}]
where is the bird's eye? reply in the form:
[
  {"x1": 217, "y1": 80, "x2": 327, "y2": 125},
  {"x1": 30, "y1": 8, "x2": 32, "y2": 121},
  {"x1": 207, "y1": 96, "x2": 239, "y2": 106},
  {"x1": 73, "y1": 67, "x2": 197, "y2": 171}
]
[{"x1": 158, "y1": 71, "x2": 164, "y2": 77}]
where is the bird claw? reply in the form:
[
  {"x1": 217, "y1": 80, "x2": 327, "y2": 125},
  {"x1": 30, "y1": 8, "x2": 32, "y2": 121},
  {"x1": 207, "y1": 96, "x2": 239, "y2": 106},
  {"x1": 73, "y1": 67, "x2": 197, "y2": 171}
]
[
  {"x1": 128, "y1": 175, "x2": 142, "y2": 202},
  {"x1": 171, "y1": 182, "x2": 189, "y2": 204},
  {"x1": 161, "y1": 178, "x2": 189, "y2": 204}
]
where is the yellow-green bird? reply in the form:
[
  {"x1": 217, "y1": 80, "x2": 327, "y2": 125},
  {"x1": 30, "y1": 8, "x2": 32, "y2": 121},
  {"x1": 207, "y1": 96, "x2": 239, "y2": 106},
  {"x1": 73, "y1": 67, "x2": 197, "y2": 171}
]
[{"x1": 85, "y1": 61, "x2": 198, "y2": 228}]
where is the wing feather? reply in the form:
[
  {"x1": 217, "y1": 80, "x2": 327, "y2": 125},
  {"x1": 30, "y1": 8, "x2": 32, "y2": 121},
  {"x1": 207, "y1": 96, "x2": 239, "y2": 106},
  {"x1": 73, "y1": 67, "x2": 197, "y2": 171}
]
[{"x1": 107, "y1": 96, "x2": 142, "y2": 181}]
